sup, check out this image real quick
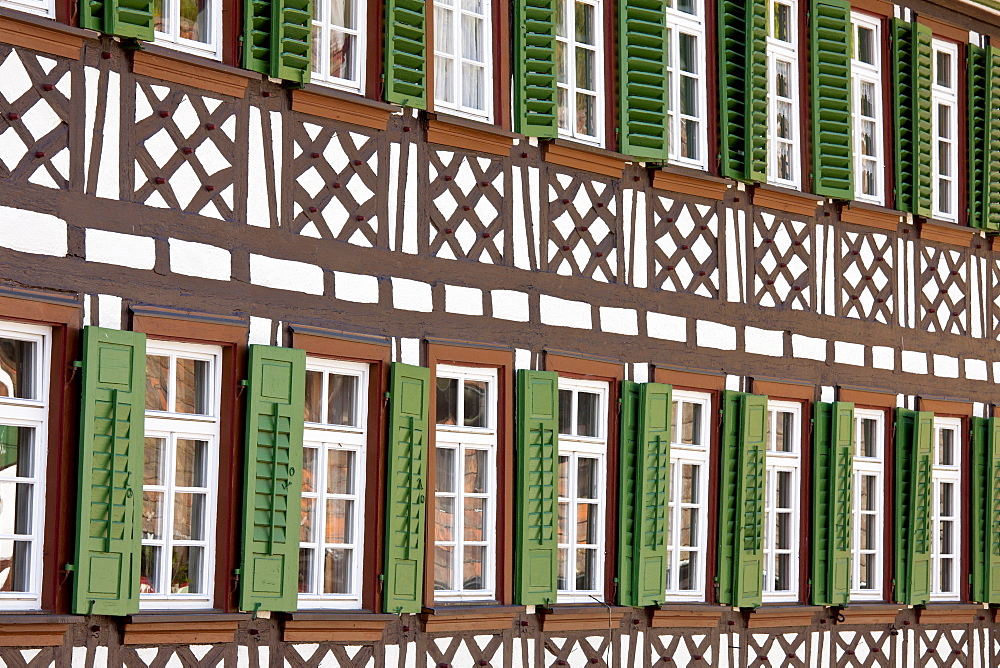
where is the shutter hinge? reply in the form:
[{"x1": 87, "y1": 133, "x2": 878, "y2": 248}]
[
  {"x1": 240, "y1": 380, "x2": 249, "y2": 387},
  {"x1": 64, "y1": 563, "x2": 75, "y2": 572},
  {"x1": 72, "y1": 360, "x2": 83, "y2": 368}
]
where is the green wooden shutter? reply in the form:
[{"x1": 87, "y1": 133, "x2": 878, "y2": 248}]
[
  {"x1": 811, "y1": 402, "x2": 833, "y2": 605},
  {"x1": 972, "y1": 416, "x2": 989, "y2": 602},
  {"x1": 72, "y1": 326, "x2": 145, "y2": 616},
  {"x1": 515, "y1": 370, "x2": 559, "y2": 604},
  {"x1": 810, "y1": 0, "x2": 853, "y2": 199},
  {"x1": 514, "y1": 0, "x2": 558, "y2": 136},
  {"x1": 969, "y1": 45, "x2": 990, "y2": 230},
  {"x1": 618, "y1": 0, "x2": 669, "y2": 160},
  {"x1": 617, "y1": 381, "x2": 641, "y2": 606},
  {"x1": 893, "y1": 408, "x2": 914, "y2": 603},
  {"x1": 892, "y1": 20, "x2": 933, "y2": 216},
  {"x1": 385, "y1": 0, "x2": 427, "y2": 108},
  {"x1": 718, "y1": 0, "x2": 767, "y2": 180},
  {"x1": 383, "y1": 362, "x2": 430, "y2": 613},
  {"x1": 238, "y1": 345, "x2": 306, "y2": 613},
  {"x1": 81, "y1": 0, "x2": 154, "y2": 40},
  {"x1": 632, "y1": 383, "x2": 672, "y2": 606},
  {"x1": 987, "y1": 418, "x2": 1000, "y2": 603},
  {"x1": 242, "y1": 0, "x2": 274, "y2": 75},
  {"x1": 912, "y1": 23, "x2": 934, "y2": 218},
  {"x1": 894, "y1": 408, "x2": 933, "y2": 605},
  {"x1": 716, "y1": 390, "x2": 742, "y2": 605},
  {"x1": 733, "y1": 393, "x2": 766, "y2": 607},
  {"x1": 242, "y1": 0, "x2": 312, "y2": 84},
  {"x1": 813, "y1": 402, "x2": 854, "y2": 606},
  {"x1": 988, "y1": 49, "x2": 1000, "y2": 230}
]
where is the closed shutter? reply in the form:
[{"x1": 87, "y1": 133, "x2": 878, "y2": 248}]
[
  {"x1": 718, "y1": 0, "x2": 767, "y2": 181},
  {"x1": 891, "y1": 20, "x2": 933, "y2": 216},
  {"x1": 812, "y1": 402, "x2": 853, "y2": 606},
  {"x1": 242, "y1": 0, "x2": 312, "y2": 84},
  {"x1": 617, "y1": 381, "x2": 640, "y2": 606},
  {"x1": 894, "y1": 408, "x2": 933, "y2": 605},
  {"x1": 733, "y1": 393, "x2": 766, "y2": 607},
  {"x1": 988, "y1": 417, "x2": 1000, "y2": 603},
  {"x1": 810, "y1": 0, "x2": 853, "y2": 199},
  {"x1": 632, "y1": 383, "x2": 672, "y2": 606},
  {"x1": 969, "y1": 45, "x2": 990, "y2": 230},
  {"x1": 81, "y1": 0, "x2": 154, "y2": 40},
  {"x1": 988, "y1": 49, "x2": 1000, "y2": 229},
  {"x1": 716, "y1": 389, "x2": 742, "y2": 605},
  {"x1": 515, "y1": 370, "x2": 559, "y2": 604},
  {"x1": 972, "y1": 416, "x2": 988, "y2": 602},
  {"x1": 514, "y1": 0, "x2": 558, "y2": 136},
  {"x1": 238, "y1": 345, "x2": 306, "y2": 612},
  {"x1": 383, "y1": 362, "x2": 430, "y2": 613},
  {"x1": 72, "y1": 326, "x2": 146, "y2": 616},
  {"x1": 618, "y1": 0, "x2": 669, "y2": 160},
  {"x1": 385, "y1": 0, "x2": 427, "y2": 108},
  {"x1": 911, "y1": 23, "x2": 934, "y2": 218},
  {"x1": 811, "y1": 402, "x2": 833, "y2": 605}
]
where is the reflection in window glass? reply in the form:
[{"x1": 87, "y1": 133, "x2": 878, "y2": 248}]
[
  {"x1": 311, "y1": 0, "x2": 366, "y2": 90},
  {"x1": 931, "y1": 419, "x2": 960, "y2": 599},
  {"x1": 763, "y1": 402, "x2": 800, "y2": 599},
  {"x1": 434, "y1": 0, "x2": 492, "y2": 118},
  {"x1": 0, "y1": 339, "x2": 33, "y2": 400},
  {"x1": 0, "y1": 426, "x2": 35, "y2": 594},
  {"x1": 555, "y1": 0, "x2": 603, "y2": 144}
]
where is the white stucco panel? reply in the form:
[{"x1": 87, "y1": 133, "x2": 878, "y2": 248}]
[{"x1": 249, "y1": 254, "x2": 324, "y2": 295}]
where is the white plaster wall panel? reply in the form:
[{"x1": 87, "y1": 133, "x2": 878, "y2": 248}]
[
  {"x1": 86, "y1": 229, "x2": 156, "y2": 270},
  {"x1": 168, "y1": 238, "x2": 231, "y2": 281},
  {"x1": 392, "y1": 277, "x2": 433, "y2": 312},
  {"x1": 966, "y1": 358, "x2": 988, "y2": 381},
  {"x1": 632, "y1": 190, "x2": 648, "y2": 288},
  {"x1": 97, "y1": 294, "x2": 122, "y2": 330},
  {"x1": 820, "y1": 386, "x2": 835, "y2": 402},
  {"x1": 872, "y1": 345, "x2": 895, "y2": 371},
  {"x1": 335, "y1": 271, "x2": 380, "y2": 304},
  {"x1": 622, "y1": 187, "x2": 634, "y2": 286},
  {"x1": 515, "y1": 348, "x2": 532, "y2": 370},
  {"x1": 934, "y1": 354, "x2": 959, "y2": 379},
  {"x1": 249, "y1": 317, "x2": 271, "y2": 345},
  {"x1": 402, "y1": 143, "x2": 418, "y2": 254},
  {"x1": 512, "y1": 163, "x2": 531, "y2": 270},
  {"x1": 492, "y1": 290, "x2": 530, "y2": 322},
  {"x1": 792, "y1": 334, "x2": 826, "y2": 361},
  {"x1": 249, "y1": 254, "x2": 324, "y2": 295},
  {"x1": 399, "y1": 338, "x2": 421, "y2": 366},
  {"x1": 387, "y1": 142, "x2": 401, "y2": 251},
  {"x1": 0, "y1": 206, "x2": 66, "y2": 256},
  {"x1": 72, "y1": 646, "x2": 108, "y2": 667},
  {"x1": 647, "y1": 312, "x2": 686, "y2": 342},
  {"x1": 724, "y1": 206, "x2": 746, "y2": 303},
  {"x1": 444, "y1": 284, "x2": 483, "y2": 316},
  {"x1": 247, "y1": 107, "x2": 277, "y2": 228},
  {"x1": 834, "y1": 341, "x2": 864, "y2": 366},
  {"x1": 971, "y1": 253, "x2": 984, "y2": 338},
  {"x1": 745, "y1": 326, "x2": 783, "y2": 357},
  {"x1": 632, "y1": 362, "x2": 649, "y2": 383},
  {"x1": 697, "y1": 320, "x2": 736, "y2": 351},
  {"x1": 901, "y1": 350, "x2": 928, "y2": 375},
  {"x1": 528, "y1": 165, "x2": 541, "y2": 271},
  {"x1": 600, "y1": 306, "x2": 638, "y2": 335},
  {"x1": 540, "y1": 295, "x2": 592, "y2": 329}
]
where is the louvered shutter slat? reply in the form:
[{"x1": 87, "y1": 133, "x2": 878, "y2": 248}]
[
  {"x1": 893, "y1": 408, "x2": 915, "y2": 603},
  {"x1": 810, "y1": 0, "x2": 853, "y2": 199},
  {"x1": 912, "y1": 24, "x2": 934, "y2": 218},
  {"x1": 618, "y1": 0, "x2": 669, "y2": 159},
  {"x1": 718, "y1": 0, "x2": 766, "y2": 180},
  {"x1": 384, "y1": 0, "x2": 427, "y2": 107},
  {"x1": 828, "y1": 402, "x2": 854, "y2": 604},
  {"x1": 733, "y1": 393, "x2": 766, "y2": 607},
  {"x1": 987, "y1": 49, "x2": 1000, "y2": 229},
  {"x1": 969, "y1": 45, "x2": 990, "y2": 229},
  {"x1": 515, "y1": 0, "x2": 558, "y2": 136},
  {"x1": 716, "y1": 390, "x2": 743, "y2": 605},
  {"x1": 273, "y1": 0, "x2": 313, "y2": 84},
  {"x1": 745, "y1": 0, "x2": 768, "y2": 181},
  {"x1": 895, "y1": 408, "x2": 933, "y2": 605},
  {"x1": 632, "y1": 383, "x2": 672, "y2": 605},
  {"x1": 811, "y1": 402, "x2": 833, "y2": 605},
  {"x1": 987, "y1": 418, "x2": 1000, "y2": 602},
  {"x1": 972, "y1": 416, "x2": 988, "y2": 602},
  {"x1": 243, "y1": 0, "x2": 274, "y2": 75},
  {"x1": 617, "y1": 381, "x2": 641, "y2": 606}
]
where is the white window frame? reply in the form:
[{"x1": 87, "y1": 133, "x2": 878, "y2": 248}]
[
  {"x1": 762, "y1": 400, "x2": 801, "y2": 602},
  {"x1": 930, "y1": 416, "x2": 962, "y2": 601},
  {"x1": 0, "y1": 321, "x2": 50, "y2": 611},
  {"x1": 154, "y1": 0, "x2": 223, "y2": 60},
  {"x1": 310, "y1": 0, "x2": 367, "y2": 93},
  {"x1": 931, "y1": 39, "x2": 959, "y2": 222},
  {"x1": 433, "y1": 0, "x2": 493, "y2": 121},
  {"x1": 664, "y1": 390, "x2": 710, "y2": 601},
  {"x1": 664, "y1": 0, "x2": 708, "y2": 169},
  {"x1": 433, "y1": 364, "x2": 498, "y2": 601},
  {"x1": 298, "y1": 357, "x2": 369, "y2": 609},
  {"x1": 850, "y1": 12, "x2": 885, "y2": 205},
  {"x1": 141, "y1": 340, "x2": 221, "y2": 610},
  {"x1": 766, "y1": 0, "x2": 801, "y2": 189},
  {"x1": 556, "y1": 376, "x2": 608, "y2": 603},
  {"x1": 0, "y1": 0, "x2": 54, "y2": 18},
  {"x1": 851, "y1": 408, "x2": 884, "y2": 601},
  {"x1": 555, "y1": 0, "x2": 605, "y2": 147}
]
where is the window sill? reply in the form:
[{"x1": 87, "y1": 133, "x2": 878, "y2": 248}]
[
  {"x1": 539, "y1": 604, "x2": 628, "y2": 632},
  {"x1": 837, "y1": 603, "x2": 903, "y2": 626},
  {"x1": 278, "y1": 610, "x2": 395, "y2": 642},
  {"x1": 840, "y1": 201, "x2": 905, "y2": 233},
  {"x1": 425, "y1": 113, "x2": 516, "y2": 158},
  {"x1": 132, "y1": 45, "x2": 251, "y2": 98},
  {"x1": 0, "y1": 613, "x2": 78, "y2": 647},
  {"x1": 291, "y1": 85, "x2": 398, "y2": 132},
  {"x1": 745, "y1": 605, "x2": 826, "y2": 628},
  {"x1": 0, "y1": 6, "x2": 87, "y2": 59},
  {"x1": 420, "y1": 604, "x2": 522, "y2": 633},
  {"x1": 543, "y1": 140, "x2": 628, "y2": 180},
  {"x1": 122, "y1": 611, "x2": 250, "y2": 645},
  {"x1": 917, "y1": 603, "x2": 987, "y2": 625},
  {"x1": 752, "y1": 185, "x2": 823, "y2": 218},
  {"x1": 650, "y1": 604, "x2": 724, "y2": 629},
  {"x1": 652, "y1": 165, "x2": 733, "y2": 201},
  {"x1": 919, "y1": 217, "x2": 979, "y2": 248}
]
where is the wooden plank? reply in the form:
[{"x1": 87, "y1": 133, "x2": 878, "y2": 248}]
[
  {"x1": 0, "y1": 15, "x2": 83, "y2": 60},
  {"x1": 292, "y1": 89, "x2": 393, "y2": 131},
  {"x1": 133, "y1": 50, "x2": 251, "y2": 99}
]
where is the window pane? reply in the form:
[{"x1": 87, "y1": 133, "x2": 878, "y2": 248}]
[
  {"x1": 860, "y1": 513, "x2": 874, "y2": 550},
  {"x1": 576, "y1": 48, "x2": 594, "y2": 90},
  {"x1": 461, "y1": 15, "x2": 483, "y2": 61},
  {"x1": 436, "y1": 377, "x2": 459, "y2": 425},
  {"x1": 0, "y1": 426, "x2": 30, "y2": 478},
  {"x1": 436, "y1": 56, "x2": 454, "y2": 104},
  {"x1": 681, "y1": 402, "x2": 702, "y2": 445},
  {"x1": 464, "y1": 497, "x2": 486, "y2": 541},
  {"x1": 857, "y1": 26, "x2": 874, "y2": 64},
  {"x1": 576, "y1": 503, "x2": 598, "y2": 543},
  {"x1": 775, "y1": 59, "x2": 791, "y2": 99},
  {"x1": 575, "y1": 1, "x2": 593, "y2": 44},
  {"x1": 681, "y1": 464, "x2": 699, "y2": 504},
  {"x1": 776, "y1": 471, "x2": 792, "y2": 508},
  {"x1": 175, "y1": 358, "x2": 209, "y2": 415},
  {"x1": 936, "y1": 51, "x2": 951, "y2": 88},
  {"x1": 171, "y1": 545, "x2": 203, "y2": 593},
  {"x1": 0, "y1": 338, "x2": 33, "y2": 400},
  {"x1": 154, "y1": 0, "x2": 167, "y2": 34},
  {"x1": 305, "y1": 371, "x2": 323, "y2": 422},
  {"x1": 557, "y1": 548, "x2": 568, "y2": 590},
  {"x1": 678, "y1": 551, "x2": 696, "y2": 590},
  {"x1": 558, "y1": 501, "x2": 568, "y2": 542},
  {"x1": 301, "y1": 497, "x2": 315, "y2": 541},
  {"x1": 178, "y1": 0, "x2": 208, "y2": 42},
  {"x1": 940, "y1": 482, "x2": 953, "y2": 517},
  {"x1": 677, "y1": 0, "x2": 694, "y2": 13},
  {"x1": 775, "y1": 412, "x2": 793, "y2": 452},
  {"x1": 940, "y1": 557, "x2": 952, "y2": 592},
  {"x1": 434, "y1": 545, "x2": 453, "y2": 590},
  {"x1": 938, "y1": 104, "x2": 951, "y2": 140},
  {"x1": 463, "y1": 545, "x2": 485, "y2": 589},
  {"x1": 776, "y1": 512, "x2": 790, "y2": 549},
  {"x1": 463, "y1": 380, "x2": 488, "y2": 428},
  {"x1": 302, "y1": 447, "x2": 317, "y2": 493},
  {"x1": 938, "y1": 430, "x2": 953, "y2": 466},
  {"x1": 436, "y1": 5, "x2": 453, "y2": 51},
  {"x1": 327, "y1": 374, "x2": 357, "y2": 426},
  {"x1": 146, "y1": 355, "x2": 170, "y2": 411},
  {"x1": 142, "y1": 491, "x2": 164, "y2": 540},
  {"x1": 859, "y1": 553, "x2": 874, "y2": 590},
  {"x1": 861, "y1": 475, "x2": 875, "y2": 512},
  {"x1": 144, "y1": 436, "x2": 167, "y2": 483},
  {"x1": 682, "y1": 118, "x2": 698, "y2": 160},
  {"x1": 330, "y1": 31, "x2": 356, "y2": 81},
  {"x1": 437, "y1": 497, "x2": 455, "y2": 541},
  {"x1": 327, "y1": 449, "x2": 354, "y2": 495},
  {"x1": 577, "y1": 457, "x2": 597, "y2": 499},
  {"x1": 173, "y1": 492, "x2": 205, "y2": 540},
  {"x1": 330, "y1": 0, "x2": 354, "y2": 28},
  {"x1": 175, "y1": 439, "x2": 207, "y2": 487},
  {"x1": 680, "y1": 507, "x2": 698, "y2": 547},
  {"x1": 558, "y1": 456, "x2": 569, "y2": 497},
  {"x1": 576, "y1": 392, "x2": 600, "y2": 437},
  {"x1": 298, "y1": 547, "x2": 314, "y2": 593},
  {"x1": 860, "y1": 82, "x2": 875, "y2": 119},
  {"x1": 140, "y1": 545, "x2": 160, "y2": 593},
  {"x1": 436, "y1": 447, "x2": 455, "y2": 493},
  {"x1": 774, "y1": 2, "x2": 790, "y2": 41},
  {"x1": 860, "y1": 418, "x2": 877, "y2": 457},
  {"x1": 324, "y1": 548, "x2": 352, "y2": 593},
  {"x1": 577, "y1": 93, "x2": 595, "y2": 136},
  {"x1": 576, "y1": 549, "x2": 596, "y2": 590},
  {"x1": 464, "y1": 449, "x2": 487, "y2": 493},
  {"x1": 325, "y1": 499, "x2": 353, "y2": 543},
  {"x1": 774, "y1": 553, "x2": 790, "y2": 590},
  {"x1": 558, "y1": 390, "x2": 573, "y2": 434}
]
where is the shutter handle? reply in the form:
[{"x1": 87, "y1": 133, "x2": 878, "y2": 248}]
[
  {"x1": 288, "y1": 467, "x2": 296, "y2": 477},
  {"x1": 125, "y1": 487, "x2": 133, "y2": 498}
]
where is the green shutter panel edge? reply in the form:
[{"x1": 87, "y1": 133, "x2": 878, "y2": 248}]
[
  {"x1": 618, "y1": 0, "x2": 670, "y2": 161},
  {"x1": 895, "y1": 408, "x2": 933, "y2": 605},
  {"x1": 987, "y1": 48, "x2": 1000, "y2": 230},
  {"x1": 745, "y1": 0, "x2": 768, "y2": 182},
  {"x1": 617, "y1": 380, "x2": 641, "y2": 606},
  {"x1": 892, "y1": 19, "x2": 918, "y2": 215},
  {"x1": 632, "y1": 383, "x2": 672, "y2": 606},
  {"x1": 514, "y1": 0, "x2": 558, "y2": 136},
  {"x1": 385, "y1": 0, "x2": 428, "y2": 108},
  {"x1": 383, "y1": 362, "x2": 430, "y2": 613},
  {"x1": 987, "y1": 417, "x2": 1000, "y2": 603},
  {"x1": 243, "y1": 0, "x2": 274, "y2": 75},
  {"x1": 716, "y1": 390, "x2": 743, "y2": 604},
  {"x1": 515, "y1": 370, "x2": 559, "y2": 605},
  {"x1": 733, "y1": 393, "x2": 766, "y2": 608},
  {"x1": 972, "y1": 416, "x2": 989, "y2": 602},
  {"x1": 893, "y1": 408, "x2": 915, "y2": 603},
  {"x1": 810, "y1": 0, "x2": 853, "y2": 200},
  {"x1": 82, "y1": 0, "x2": 154, "y2": 40},
  {"x1": 242, "y1": 0, "x2": 312, "y2": 84},
  {"x1": 811, "y1": 402, "x2": 833, "y2": 605},
  {"x1": 238, "y1": 344, "x2": 306, "y2": 613},
  {"x1": 72, "y1": 326, "x2": 146, "y2": 616},
  {"x1": 828, "y1": 402, "x2": 854, "y2": 605},
  {"x1": 969, "y1": 45, "x2": 990, "y2": 230},
  {"x1": 912, "y1": 23, "x2": 934, "y2": 218}
]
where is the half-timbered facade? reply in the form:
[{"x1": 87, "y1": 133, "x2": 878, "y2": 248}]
[{"x1": 2, "y1": 0, "x2": 1000, "y2": 663}]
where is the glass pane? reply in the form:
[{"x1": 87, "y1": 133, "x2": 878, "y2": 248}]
[
  {"x1": 860, "y1": 82, "x2": 875, "y2": 119},
  {"x1": 575, "y1": 1, "x2": 593, "y2": 44},
  {"x1": 463, "y1": 545, "x2": 486, "y2": 590},
  {"x1": 678, "y1": 551, "x2": 696, "y2": 590},
  {"x1": 558, "y1": 501, "x2": 568, "y2": 542},
  {"x1": 298, "y1": 547, "x2": 314, "y2": 593},
  {"x1": 178, "y1": 0, "x2": 208, "y2": 42},
  {"x1": 139, "y1": 544, "x2": 159, "y2": 594},
  {"x1": 311, "y1": 24, "x2": 322, "y2": 74},
  {"x1": 940, "y1": 557, "x2": 953, "y2": 592},
  {"x1": 154, "y1": 0, "x2": 166, "y2": 33},
  {"x1": 301, "y1": 497, "x2": 315, "y2": 542},
  {"x1": 774, "y1": 411, "x2": 793, "y2": 452},
  {"x1": 302, "y1": 447, "x2": 317, "y2": 493},
  {"x1": 775, "y1": 60, "x2": 791, "y2": 99},
  {"x1": 462, "y1": 63, "x2": 485, "y2": 111},
  {"x1": 938, "y1": 141, "x2": 951, "y2": 176},
  {"x1": 327, "y1": 449, "x2": 354, "y2": 495},
  {"x1": 577, "y1": 93, "x2": 595, "y2": 136},
  {"x1": 305, "y1": 371, "x2": 323, "y2": 422},
  {"x1": 774, "y1": 2, "x2": 790, "y2": 41},
  {"x1": 860, "y1": 418, "x2": 877, "y2": 457},
  {"x1": 171, "y1": 545, "x2": 203, "y2": 593},
  {"x1": 681, "y1": 464, "x2": 699, "y2": 504},
  {"x1": 0, "y1": 426, "x2": 30, "y2": 478},
  {"x1": 938, "y1": 429, "x2": 953, "y2": 466},
  {"x1": 938, "y1": 104, "x2": 951, "y2": 140},
  {"x1": 463, "y1": 380, "x2": 488, "y2": 428},
  {"x1": 940, "y1": 482, "x2": 953, "y2": 517},
  {"x1": 936, "y1": 50, "x2": 951, "y2": 88},
  {"x1": 325, "y1": 499, "x2": 353, "y2": 543},
  {"x1": 776, "y1": 512, "x2": 790, "y2": 549},
  {"x1": 576, "y1": 392, "x2": 600, "y2": 438},
  {"x1": 558, "y1": 390, "x2": 573, "y2": 434},
  {"x1": 554, "y1": 0, "x2": 565, "y2": 36},
  {"x1": 464, "y1": 449, "x2": 487, "y2": 493},
  {"x1": 330, "y1": 0, "x2": 355, "y2": 28},
  {"x1": 436, "y1": 5, "x2": 453, "y2": 52},
  {"x1": 776, "y1": 471, "x2": 792, "y2": 508},
  {"x1": 860, "y1": 513, "x2": 874, "y2": 550},
  {"x1": 461, "y1": 15, "x2": 483, "y2": 61},
  {"x1": 682, "y1": 118, "x2": 698, "y2": 160},
  {"x1": 778, "y1": 142, "x2": 792, "y2": 181},
  {"x1": 436, "y1": 55, "x2": 454, "y2": 104},
  {"x1": 464, "y1": 497, "x2": 485, "y2": 541},
  {"x1": 681, "y1": 402, "x2": 702, "y2": 445},
  {"x1": 331, "y1": 31, "x2": 356, "y2": 81},
  {"x1": 142, "y1": 491, "x2": 163, "y2": 539},
  {"x1": 557, "y1": 86, "x2": 570, "y2": 131},
  {"x1": 863, "y1": 160, "x2": 876, "y2": 196},
  {"x1": 939, "y1": 177, "x2": 951, "y2": 213},
  {"x1": 436, "y1": 377, "x2": 459, "y2": 425},
  {"x1": 436, "y1": 447, "x2": 455, "y2": 493},
  {"x1": 323, "y1": 548, "x2": 351, "y2": 593},
  {"x1": 434, "y1": 545, "x2": 453, "y2": 590},
  {"x1": 175, "y1": 358, "x2": 209, "y2": 415},
  {"x1": 0, "y1": 338, "x2": 33, "y2": 400},
  {"x1": 861, "y1": 475, "x2": 875, "y2": 512},
  {"x1": 327, "y1": 374, "x2": 357, "y2": 426},
  {"x1": 575, "y1": 47, "x2": 594, "y2": 90},
  {"x1": 857, "y1": 26, "x2": 874, "y2": 64},
  {"x1": 679, "y1": 33, "x2": 696, "y2": 74},
  {"x1": 577, "y1": 458, "x2": 597, "y2": 498},
  {"x1": 575, "y1": 549, "x2": 596, "y2": 590},
  {"x1": 557, "y1": 548, "x2": 568, "y2": 590},
  {"x1": 576, "y1": 503, "x2": 598, "y2": 544},
  {"x1": 679, "y1": 75, "x2": 697, "y2": 118},
  {"x1": 677, "y1": 0, "x2": 694, "y2": 13},
  {"x1": 774, "y1": 553, "x2": 789, "y2": 591},
  {"x1": 173, "y1": 492, "x2": 205, "y2": 540},
  {"x1": 175, "y1": 439, "x2": 207, "y2": 487},
  {"x1": 680, "y1": 507, "x2": 698, "y2": 547},
  {"x1": 145, "y1": 355, "x2": 170, "y2": 411},
  {"x1": 437, "y1": 497, "x2": 454, "y2": 541},
  {"x1": 558, "y1": 456, "x2": 569, "y2": 498},
  {"x1": 859, "y1": 553, "x2": 873, "y2": 590}
]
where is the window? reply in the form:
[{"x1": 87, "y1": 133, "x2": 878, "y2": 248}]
[
  {"x1": 434, "y1": 0, "x2": 492, "y2": 120},
  {"x1": 556, "y1": 377, "x2": 608, "y2": 602},
  {"x1": 0, "y1": 322, "x2": 50, "y2": 610},
  {"x1": 931, "y1": 40, "x2": 959, "y2": 221},
  {"x1": 664, "y1": 391, "x2": 710, "y2": 600},
  {"x1": 851, "y1": 13, "x2": 884, "y2": 205},
  {"x1": 555, "y1": 0, "x2": 604, "y2": 146},
  {"x1": 766, "y1": 0, "x2": 800, "y2": 188},
  {"x1": 153, "y1": 0, "x2": 222, "y2": 59},
  {"x1": 762, "y1": 400, "x2": 801, "y2": 601},
  {"x1": 0, "y1": 0, "x2": 53, "y2": 18},
  {"x1": 433, "y1": 365, "x2": 497, "y2": 600},
  {"x1": 851, "y1": 409, "x2": 884, "y2": 600},
  {"x1": 141, "y1": 341, "x2": 221, "y2": 608},
  {"x1": 298, "y1": 358, "x2": 369, "y2": 608},
  {"x1": 311, "y1": 0, "x2": 367, "y2": 91},
  {"x1": 931, "y1": 417, "x2": 961, "y2": 600},
  {"x1": 664, "y1": 0, "x2": 707, "y2": 168}
]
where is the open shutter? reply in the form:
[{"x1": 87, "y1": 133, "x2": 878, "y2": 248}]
[
  {"x1": 515, "y1": 370, "x2": 559, "y2": 604},
  {"x1": 987, "y1": 49, "x2": 1000, "y2": 230},
  {"x1": 972, "y1": 417, "x2": 988, "y2": 602},
  {"x1": 811, "y1": 403, "x2": 833, "y2": 605},
  {"x1": 383, "y1": 362, "x2": 430, "y2": 613},
  {"x1": 618, "y1": 0, "x2": 669, "y2": 160},
  {"x1": 632, "y1": 383, "x2": 672, "y2": 605},
  {"x1": 81, "y1": 0, "x2": 153, "y2": 40},
  {"x1": 716, "y1": 390, "x2": 742, "y2": 605},
  {"x1": 969, "y1": 45, "x2": 990, "y2": 230},
  {"x1": 514, "y1": 0, "x2": 558, "y2": 136},
  {"x1": 242, "y1": 0, "x2": 312, "y2": 83},
  {"x1": 238, "y1": 345, "x2": 306, "y2": 613},
  {"x1": 828, "y1": 402, "x2": 854, "y2": 604},
  {"x1": 243, "y1": 0, "x2": 274, "y2": 75},
  {"x1": 987, "y1": 418, "x2": 1000, "y2": 603},
  {"x1": 733, "y1": 393, "x2": 766, "y2": 607},
  {"x1": 892, "y1": 20, "x2": 933, "y2": 216},
  {"x1": 810, "y1": 0, "x2": 853, "y2": 199},
  {"x1": 895, "y1": 408, "x2": 933, "y2": 605},
  {"x1": 617, "y1": 381, "x2": 640, "y2": 606},
  {"x1": 912, "y1": 23, "x2": 934, "y2": 218},
  {"x1": 893, "y1": 408, "x2": 914, "y2": 603},
  {"x1": 718, "y1": 0, "x2": 767, "y2": 180},
  {"x1": 385, "y1": 0, "x2": 427, "y2": 108},
  {"x1": 72, "y1": 326, "x2": 145, "y2": 616}
]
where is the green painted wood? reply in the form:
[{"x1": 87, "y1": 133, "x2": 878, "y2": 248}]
[
  {"x1": 892, "y1": 19, "x2": 918, "y2": 214},
  {"x1": 632, "y1": 382, "x2": 672, "y2": 606},
  {"x1": 810, "y1": 0, "x2": 853, "y2": 199},
  {"x1": 72, "y1": 326, "x2": 146, "y2": 615},
  {"x1": 972, "y1": 416, "x2": 988, "y2": 602},
  {"x1": 617, "y1": 380, "x2": 641, "y2": 606},
  {"x1": 745, "y1": 0, "x2": 768, "y2": 181},
  {"x1": 716, "y1": 389, "x2": 743, "y2": 605},
  {"x1": 895, "y1": 409, "x2": 933, "y2": 605},
  {"x1": 733, "y1": 393, "x2": 766, "y2": 608},
  {"x1": 969, "y1": 45, "x2": 990, "y2": 230},
  {"x1": 987, "y1": 417, "x2": 1000, "y2": 603},
  {"x1": 811, "y1": 402, "x2": 833, "y2": 606},
  {"x1": 912, "y1": 23, "x2": 934, "y2": 218},
  {"x1": 243, "y1": 0, "x2": 312, "y2": 83},
  {"x1": 828, "y1": 401, "x2": 854, "y2": 605},
  {"x1": 514, "y1": 0, "x2": 558, "y2": 136},
  {"x1": 718, "y1": 0, "x2": 766, "y2": 180},
  {"x1": 618, "y1": 0, "x2": 669, "y2": 160},
  {"x1": 893, "y1": 407, "x2": 914, "y2": 604},
  {"x1": 987, "y1": 49, "x2": 1000, "y2": 230},
  {"x1": 82, "y1": 0, "x2": 153, "y2": 40},
  {"x1": 385, "y1": 0, "x2": 427, "y2": 107}
]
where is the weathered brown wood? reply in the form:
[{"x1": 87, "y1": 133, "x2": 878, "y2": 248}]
[
  {"x1": 840, "y1": 202, "x2": 904, "y2": 232},
  {"x1": 753, "y1": 186, "x2": 823, "y2": 217},
  {"x1": 540, "y1": 606, "x2": 628, "y2": 632},
  {"x1": 543, "y1": 141, "x2": 627, "y2": 180},
  {"x1": 132, "y1": 48, "x2": 251, "y2": 99},
  {"x1": 0, "y1": 11, "x2": 83, "y2": 60},
  {"x1": 745, "y1": 606, "x2": 826, "y2": 628},
  {"x1": 292, "y1": 88, "x2": 395, "y2": 131},
  {"x1": 426, "y1": 117, "x2": 515, "y2": 157},
  {"x1": 652, "y1": 168, "x2": 732, "y2": 201},
  {"x1": 836, "y1": 604, "x2": 903, "y2": 626},
  {"x1": 650, "y1": 605, "x2": 725, "y2": 628},
  {"x1": 917, "y1": 396, "x2": 972, "y2": 416},
  {"x1": 751, "y1": 379, "x2": 815, "y2": 401},
  {"x1": 917, "y1": 604, "x2": 985, "y2": 625},
  {"x1": 838, "y1": 387, "x2": 896, "y2": 408},
  {"x1": 920, "y1": 218, "x2": 978, "y2": 248}
]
